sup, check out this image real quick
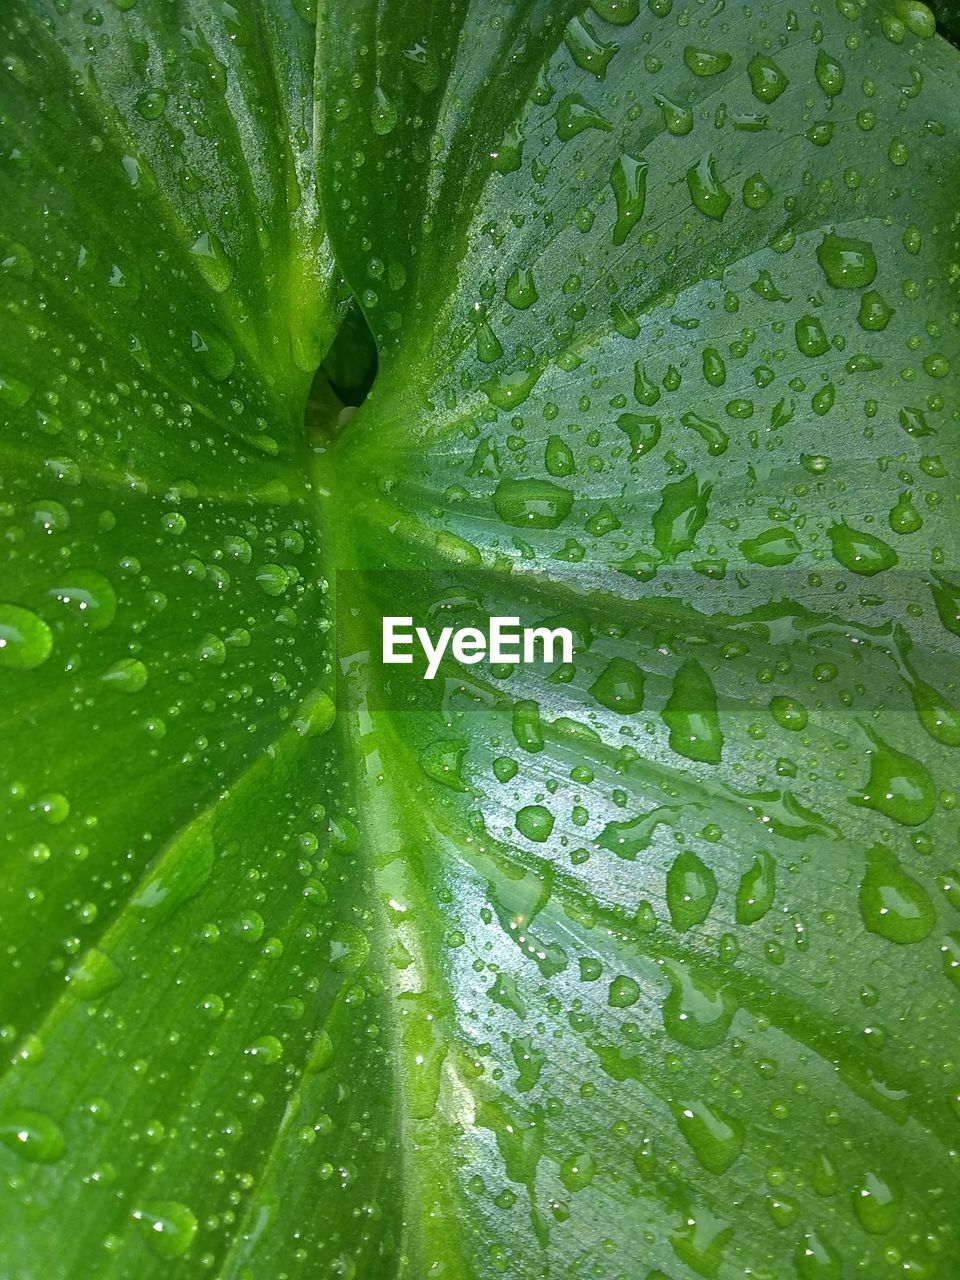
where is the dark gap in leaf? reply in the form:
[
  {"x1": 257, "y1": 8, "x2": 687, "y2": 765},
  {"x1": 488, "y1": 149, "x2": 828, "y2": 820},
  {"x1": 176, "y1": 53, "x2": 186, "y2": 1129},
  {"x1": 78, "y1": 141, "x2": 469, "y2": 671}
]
[
  {"x1": 304, "y1": 299, "x2": 378, "y2": 443},
  {"x1": 933, "y1": 1, "x2": 960, "y2": 48},
  {"x1": 319, "y1": 298, "x2": 378, "y2": 407}
]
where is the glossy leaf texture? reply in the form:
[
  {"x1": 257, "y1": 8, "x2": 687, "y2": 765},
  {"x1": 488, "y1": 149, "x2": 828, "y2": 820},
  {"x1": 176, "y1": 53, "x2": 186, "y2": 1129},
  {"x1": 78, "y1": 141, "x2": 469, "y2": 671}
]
[{"x1": 1, "y1": 1, "x2": 960, "y2": 1278}]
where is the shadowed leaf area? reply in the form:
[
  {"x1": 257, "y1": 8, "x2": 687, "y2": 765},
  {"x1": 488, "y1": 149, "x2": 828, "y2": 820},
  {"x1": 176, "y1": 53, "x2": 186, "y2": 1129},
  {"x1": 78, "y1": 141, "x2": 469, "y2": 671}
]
[{"x1": 1, "y1": 0, "x2": 959, "y2": 1277}]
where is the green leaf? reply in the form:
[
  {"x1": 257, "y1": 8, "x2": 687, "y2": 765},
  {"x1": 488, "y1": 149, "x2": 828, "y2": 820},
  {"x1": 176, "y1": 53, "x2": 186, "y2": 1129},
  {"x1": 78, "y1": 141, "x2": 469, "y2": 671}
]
[{"x1": 2, "y1": 1, "x2": 959, "y2": 1277}]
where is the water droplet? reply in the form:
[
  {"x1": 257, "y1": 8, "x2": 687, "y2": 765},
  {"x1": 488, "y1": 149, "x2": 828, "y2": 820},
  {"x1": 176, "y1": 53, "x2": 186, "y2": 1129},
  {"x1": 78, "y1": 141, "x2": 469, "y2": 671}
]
[
  {"x1": 633, "y1": 361, "x2": 660, "y2": 406},
  {"x1": 555, "y1": 93, "x2": 613, "y2": 140},
  {"x1": 684, "y1": 46, "x2": 732, "y2": 77},
  {"x1": 702, "y1": 347, "x2": 726, "y2": 387},
  {"x1": 47, "y1": 570, "x2": 117, "y2": 631},
  {"x1": 505, "y1": 267, "x2": 537, "y2": 310},
  {"x1": 590, "y1": 657, "x2": 644, "y2": 713},
  {"x1": 743, "y1": 172, "x2": 773, "y2": 209},
  {"x1": 828, "y1": 522, "x2": 897, "y2": 576},
  {"x1": 853, "y1": 1170, "x2": 901, "y2": 1233},
  {"x1": 769, "y1": 695, "x2": 807, "y2": 731},
  {"x1": 667, "y1": 850, "x2": 717, "y2": 930},
  {"x1": 256, "y1": 563, "x2": 290, "y2": 596},
  {"x1": 908, "y1": 674, "x2": 960, "y2": 747},
  {"x1": 189, "y1": 231, "x2": 232, "y2": 294},
  {"x1": 663, "y1": 658, "x2": 723, "y2": 764},
  {"x1": 371, "y1": 85, "x2": 398, "y2": 135},
  {"x1": 931, "y1": 574, "x2": 960, "y2": 636},
  {"x1": 69, "y1": 948, "x2": 123, "y2": 1000},
  {"x1": 493, "y1": 756, "x2": 518, "y2": 783},
  {"x1": 564, "y1": 16, "x2": 619, "y2": 79},
  {"x1": 889, "y1": 490, "x2": 922, "y2": 535},
  {"x1": 0, "y1": 372, "x2": 33, "y2": 408},
  {"x1": 0, "y1": 1109, "x2": 65, "y2": 1163},
  {"x1": 859, "y1": 845, "x2": 934, "y2": 942},
  {"x1": 654, "y1": 94, "x2": 693, "y2": 135},
  {"x1": 515, "y1": 804, "x2": 554, "y2": 843},
  {"x1": 816, "y1": 234, "x2": 877, "y2": 289},
  {"x1": 191, "y1": 327, "x2": 235, "y2": 381},
  {"x1": 747, "y1": 54, "x2": 789, "y2": 102},
  {"x1": 616, "y1": 412, "x2": 661, "y2": 458},
  {"x1": 25, "y1": 499, "x2": 69, "y2": 533},
  {"x1": 736, "y1": 851, "x2": 776, "y2": 924},
  {"x1": 673, "y1": 1100, "x2": 743, "y2": 1174},
  {"x1": 0, "y1": 604, "x2": 52, "y2": 670},
  {"x1": 682, "y1": 410, "x2": 728, "y2": 455},
  {"x1": 815, "y1": 50, "x2": 845, "y2": 96},
  {"x1": 857, "y1": 289, "x2": 892, "y2": 331},
  {"x1": 795, "y1": 1229, "x2": 841, "y2": 1279},
  {"x1": 134, "y1": 819, "x2": 215, "y2": 922},
  {"x1": 135, "y1": 89, "x2": 167, "y2": 119},
  {"x1": 493, "y1": 479, "x2": 572, "y2": 529},
  {"x1": 590, "y1": 0, "x2": 640, "y2": 24},
  {"x1": 663, "y1": 961, "x2": 736, "y2": 1049},
  {"x1": 895, "y1": 0, "x2": 936, "y2": 37},
  {"x1": 246, "y1": 1034, "x2": 284, "y2": 1064},
  {"x1": 475, "y1": 319, "x2": 503, "y2": 363},
  {"x1": 555, "y1": 1151, "x2": 595, "y2": 1198},
  {"x1": 131, "y1": 1200, "x2": 198, "y2": 1260},
  {"x1": 482, "y1": 363, "x2": 543, "y2": 410},
  {"x1": 512, "y1": 699, "x2": 544, "y2": 753},
  {"x1": 101, "y1": 657, "x2": 148, "y2": 693},
  {"x1": 653, "y1": 474, "x2": 711, "y2": 560},
  {"x1": 608, "y1": 974, "x2": 641, "y2": 1008},
  {"x1": 739, "y1": 528, "x2": 801, "y2": 566},
  {"x1": 851, "y1": 729, "x2": 936, "y2": 827},
  {"x1": 795, "y1": 314, "x2": 829, "y2": 357},
  {"x1": 687, "y1": 153, "x2": 731, "y2": 220},
  {"x1": 544, "y1": 435, "x2": 574, "y2": 477},
  {"x1": 610, "y1": 153, "x2": 648, "y2": 244}
]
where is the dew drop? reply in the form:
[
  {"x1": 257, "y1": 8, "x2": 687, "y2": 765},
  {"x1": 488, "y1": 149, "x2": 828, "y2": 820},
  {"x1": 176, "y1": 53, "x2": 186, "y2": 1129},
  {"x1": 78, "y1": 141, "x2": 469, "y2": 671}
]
[
  {"x1": 673, "y1": 1100, "x2": 743, "y2": 1174},
  {"x1": 687, "y1": 153, "x2": 731, "y2": 220},
  {"x1": 493, "y1": 479, "x2": 572, "y2": 529},
  {"x1": 0, "y1": 1109, "x2": 65, "y2": 1163},
  {"x1": 131, "y1": 1201, "x2": 198, "y2": 1260},
  {"x1": 859, "y1": 845, "x2": 934, "y2": 942},
  {"x1": 0, "y1": 604, "x2": 52, "y2": 670},
  {"x1": 515, "y1": 804, "x2": 554, "y2": 843},
  {"x1": 101, "y1": 657, "x2": 148, "y2": 693},
  {"x1": 816, "y1": 234, "x2": 877, "y2": 289},
  {"x1": 747, "y1": 53, "x2": 789, "y2": 102},
  {"x1": 828, "y1": 522, "x2": 897, "y2": 575},
  {"x1": 684, "y1": 46, "x2": 732, "y2": 77},
  {"x1": 662, "y1": 658, "x2": 723, "y2": 764},
  {"x1": 610, "y1": 153, "x2": 648, "y2": 244},
  {"x1": 666, "y1": 850, "x2": 717, "y2": 930}
]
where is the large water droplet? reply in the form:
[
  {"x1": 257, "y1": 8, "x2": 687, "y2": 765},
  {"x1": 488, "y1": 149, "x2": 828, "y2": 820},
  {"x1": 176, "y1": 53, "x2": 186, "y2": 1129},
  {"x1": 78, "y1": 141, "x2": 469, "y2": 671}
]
[
  {"x1": 101, "y1": 657, "x2": 148, "y2": 693},
  {"x1": 0, "y1": 1109, "x2": 65, "y2": 1163},
  {"x1": 687, "y1": 154, "x2": 731, "y2": 220},
  {"x1": 667, "y1": 850, "x2": 717, "y2": 930},
  {"x1": 816, "y1": 234, "x2": 877, "y2": 289},
  {"x1": 851, "y1": 730, "x2": 936, "y2": 827},
  {"x1": 673, "y1": 1100, "x2": 743, "y2": 1174},
  {"x1": 610, "y1": 153, "x2": 648, "y2": 244},
  {"x1": 853, "y1": 1170, "x2": 901, "y2": 1233},
  {"x1": 747, "y1": 53, "x2": 789, "y2": 102},
  {"x1": 662, "y1": 659, "x2": 723, "y2": 764},
  {"x1": 0, "y1": 604, "x2": 52, "y2": 670},
  {"x1": 493, "y1": 479, "x2": 572, "y2": 529},
  {"x1": 828, "y1": 522, "x2": 897, "y2": 575},
  {"x1": 47, "y1": 570, "x2": 117, "y2": 631},
  {"x1": 131, "y1": 1200, "x2": 198, "y2": 1259},
  {"x1": 859, "y1": 845, "x2": 934, "y2": 942}
]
